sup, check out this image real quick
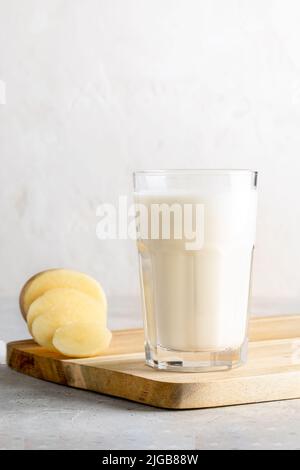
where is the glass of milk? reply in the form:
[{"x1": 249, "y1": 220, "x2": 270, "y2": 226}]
[{"x1": 134, "y1": 170, "x2": 258, "y2": 372}]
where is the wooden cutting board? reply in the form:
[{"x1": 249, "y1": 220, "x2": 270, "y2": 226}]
[{"x1": 7, "y1": 315, "x2": 300, "y2": 409}]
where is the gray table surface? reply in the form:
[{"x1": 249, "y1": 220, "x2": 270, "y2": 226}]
[{"x1": 1, "y1": 297, "x2": 300, "y2": 450}]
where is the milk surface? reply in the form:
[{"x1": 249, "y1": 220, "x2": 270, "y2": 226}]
[{"x1": 135, "y1": 188, "x2": 257, "y2": 351}]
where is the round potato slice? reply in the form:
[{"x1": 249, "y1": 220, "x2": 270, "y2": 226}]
[
  {"x1": 53, "y1": 322, "x2": 112, "y2": 358},
  {"x1": 30, "y1": 289, "x2": 106, "y2": 351},
  {"x1": 27, "y1": 287, "x2": 107, "y2": 333},
  {"x1": 20, "y1": 269, "x2": 107, "y2": 320}
]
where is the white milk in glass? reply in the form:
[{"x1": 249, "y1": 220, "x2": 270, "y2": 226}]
[{"x1": 135, "y1": 184, "x2": 257, "y2": 353}]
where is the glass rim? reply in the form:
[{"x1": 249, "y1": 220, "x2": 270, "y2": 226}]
[{"x1": 133, "y1": 169, "x2": 258, "y2": 177}]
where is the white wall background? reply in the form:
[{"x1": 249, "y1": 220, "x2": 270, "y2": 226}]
[{"x1": 1, "y1": 0, "x2": 300, "y2": 314}]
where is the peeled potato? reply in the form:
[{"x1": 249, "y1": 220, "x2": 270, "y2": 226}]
[
  {"x1": 27, "y1": 287, "x2": 106, "y2": 332},
  {"x1": 30, "y1": 288, "x2": 106, "y2": 350},
  {"x1": 19, "y1": 269, "x2": 107, "y2": 319},
  {"x1": 53, "y1": 322, "x2": 112, "y2": 357}
]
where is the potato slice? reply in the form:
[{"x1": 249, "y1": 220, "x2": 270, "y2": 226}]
[
  {"x1": 19, "y1": 269, "x2": 107, "y2": 320},
  {"x1": 27, "y1": 287, "x2": 106, "y2": 333},
  {"x1": 30, "y1": 288, "x2": 106, "y2": 351},
  {"x1": 53, "y1": 322, "x2": 112, "y2": 357}
]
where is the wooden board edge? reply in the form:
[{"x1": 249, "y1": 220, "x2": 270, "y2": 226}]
[
  {"x1": 7, "y1": 342, "x2": 300, "y2": 410},
  {"x1": 6, "y1": 343, "x2": 186, "y2": 409},
  {"x1": 249, "y1": 314, "x2": 300, "y2": 341}
]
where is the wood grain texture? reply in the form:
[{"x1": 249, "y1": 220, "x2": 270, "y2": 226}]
[{"x1": 7, "y1": 315, "x2": 300, "y2": 409}]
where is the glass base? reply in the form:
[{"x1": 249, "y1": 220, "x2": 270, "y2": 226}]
[{"x1": 145, "y1": 340, "x2": 248, "y2": 373}]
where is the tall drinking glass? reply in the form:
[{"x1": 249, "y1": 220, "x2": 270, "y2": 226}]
[{"x1": 134, "y1": 170, "x2": 258, "y2": 372}]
